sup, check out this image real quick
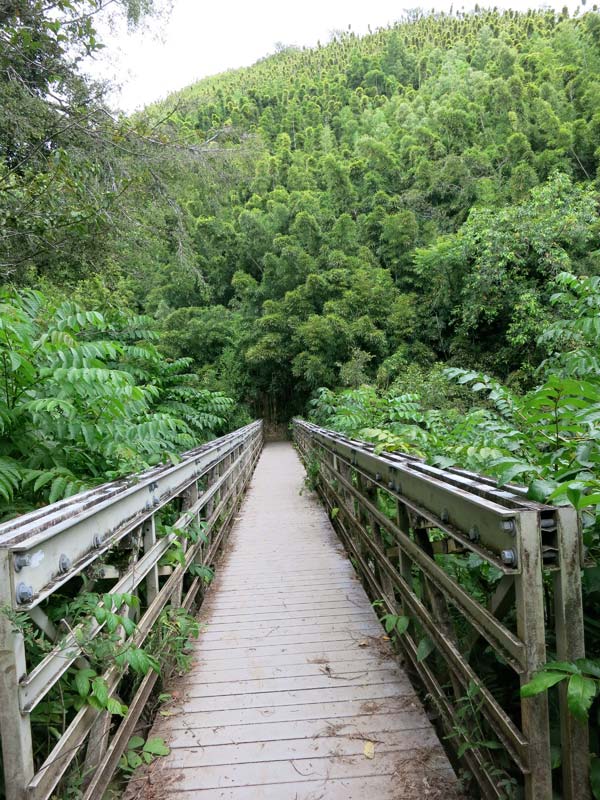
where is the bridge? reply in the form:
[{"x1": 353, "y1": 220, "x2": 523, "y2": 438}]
[{"x1": 0, "y1": 420, "x2": 589, "y2": 800}]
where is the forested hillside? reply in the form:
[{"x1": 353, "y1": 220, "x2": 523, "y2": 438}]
[{"x1": 5, "y1": 5, "x2": 600, "y2": 424}]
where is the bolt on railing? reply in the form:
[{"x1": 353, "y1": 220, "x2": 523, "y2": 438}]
[
  {"x1": 0, "y1": 420, "x2": 263, "y2": 800},
  {"x1": 294, "y1": 419, "x2": 588, "y2": 800}
]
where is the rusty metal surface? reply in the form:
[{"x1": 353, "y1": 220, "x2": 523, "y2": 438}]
[{"x1": 126, "y1": 442, "x2": 459, "y2": 800}]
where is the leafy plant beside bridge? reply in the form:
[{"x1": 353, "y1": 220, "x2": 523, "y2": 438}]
[
  {"x1": 309, "y1": 270, "x2": 600, "y2": 795},
  {"x1": 0, "y1": 289, "x2": 239, "y2": 521}
]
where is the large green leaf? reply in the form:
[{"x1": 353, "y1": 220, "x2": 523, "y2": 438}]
[
  {"x1": 91, "y1": 677, "x2": 109, "y2": 707},
  {"x1": 143, "y1": 737, "x2": 171, "y2": 756},
  {"x1": 493, "y1": 460, "x2": 535, "y2": 486},
  {"x1": 74, "y1": 668, "x2": 95, "y2": 698},
  {"x1": 576, "y1": 659, "x2": 600, "y2": 679},
  {"x1": 520, "y1": 671, "x2": 568, "y2": 697},
  {"x1": 567, "y1": 674, "x2": 597, "y2": 722},
  {"x1": 527, "y1": 479, "x2": 557, "y2": 502},
  {"x1": 416, "y1": 636, "x2": 435, "y2": 662},
  {"x1": 128, "y1": 736, "x2": 146, "y2": 750},
  {"x1": 395, "y1": 616, "x2": 410, "y2": 635},
  {"x1": 106, "y1": 697, "x2": 127, "y2": 716},
  {"x1": 544, "y1": 661, "x2": 579, "y2": 674}
]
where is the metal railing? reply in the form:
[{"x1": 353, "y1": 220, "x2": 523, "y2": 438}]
[
  {"x1": 294, "y1": 419, "x2": 588, "y2": 800},
  {"x1": 0, "y1": 420, "x2": 263, "y2": 800}
]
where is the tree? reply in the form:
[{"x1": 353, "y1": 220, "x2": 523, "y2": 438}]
[{"x1": 0, "y1": 289, "x2": 234, "y2": 519}]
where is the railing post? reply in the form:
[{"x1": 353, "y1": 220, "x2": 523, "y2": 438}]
[
  {"x1": 363, "y1": 481, "x2": 395, "y2": 603},
  {"x1": 396, "y1": 500, "x2": 415, "y2": 619},
  {"x1": 0, "y1": 551, "x2": 34, "y2": 800},
  {"x1": 354, "y1": 473, "x2": 371, "y2": 568},
  {"x1": 553, "y1": 507, "x2": 590, "y2": 800},
  {"x1": 173, "y1": 482, "x2": 199, "y2": 606},
  {"x1": 515, "y1": 511, "x2": 552, "y2": 800},
  {"x1": 205, "y1": 467, "x2": 216, "y2": 521},
  {"x1": 336, "y1": 457, "x2": 353, "y2": 515},
  {"x1": 143, "y1": 516, "x2": 159, "y2": 604}
]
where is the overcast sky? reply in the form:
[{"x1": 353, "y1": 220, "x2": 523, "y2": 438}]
[{"x1": 85, "y1": 0, "x2": 587, "y2": 112}]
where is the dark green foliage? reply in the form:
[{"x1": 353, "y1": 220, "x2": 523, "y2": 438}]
[
  {"x1": 137, "y1": 7, "x2": 600, "y2": 418},
  {"x1": 0, "y1": 290, "x2": 235, "y2": 519},
  {"x1": 5, "y1": 6, "x2": 600, "y2": 419},
  {"x1": 310, "y1": 272, "x2": 600, "y2": 514},
  {"x1": 310, "y1": 270, "x2": 600, "y2": 791}
]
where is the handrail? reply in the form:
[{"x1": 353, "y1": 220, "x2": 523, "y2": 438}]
[
  {"x1": 0, "y1": 420, "x2": 263, "y2": 800},
  {"x1": 293, "y1": 418, "x2": 588, "y2": 800}
]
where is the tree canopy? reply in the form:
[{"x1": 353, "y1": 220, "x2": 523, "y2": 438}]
[{"x1": 132, "y1": 7, "x2": 600, "y2": 415}]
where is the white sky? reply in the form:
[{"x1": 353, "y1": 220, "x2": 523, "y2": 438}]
[{"x1": 85, "y1": 0, "x2": 589, "y2": 112}]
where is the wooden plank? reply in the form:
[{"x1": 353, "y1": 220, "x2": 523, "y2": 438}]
[
  {"x1": 203, "y1": 631, "x2": 376, "y2": 649},
  {"x1": 144, "y1": 775, "x2": 458, "y2": 800},
  {"x1": 163, "y1": 729, "x2": 442, "y2": 767},
  {"x1": 185, "y1": 664, "x2": 401, "y2": 688},
  {"x1": 213, "y1": 580, "x2": 362, "y2": 594},
  {"x1": 187, "y1": 654, "x2": 392, "y2": 685},
  {"x1": 130, "y1": 751, "x2": 453, "y2": 792},
  {"x1": 191, "y1": 648, "x2": 390, "y2": 671},
  {"x1": 218, "y1": 567, "x2": 353, "y2": 579},
  {"x1": 206, "y1": 597, "x2": 371, "y2": 612},
  {"x1": 164, "y1": 713, "x2": 433, "y2": 748},
  {"x1": 204, "y1": 588, "x2": 368, "y2": 603},
  {"x1": 180, "y1": 682, "x2": 409, "y2": 712},
  {"x1": 156, "y1": 697, "x2": 424, "y2": 731},
  {"x1": 197, "y1": 621, "x2": 383, "y2": 642},
  {"x1": 193, "y1": 632, "x2": 386, "y2": 652},
  {"x1": 126, "y1": 442, "x2": 457, "y2": 799},
  {"x1": 201, "y1": 611, "x2": 378, "y2": 629},
  {"x1": 182, "y1": 658, "x2": 392, "y2": 683},
  {"x1": 205, "y1": 610, "x2": 375, "y2": 627},
  {"x1": 192, "y1": 640, "x2": 391, "y2": 663},
  {"x1": 185, "y1": 667, "x2": 403, "y2": 694},
  {"x1": 206, "y1": 606, "x2": 373, "y2": 622}
]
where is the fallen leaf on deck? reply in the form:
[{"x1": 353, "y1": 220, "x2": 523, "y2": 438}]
[{"x1": 364, "y1": 741, "x2": 375, "y2": 759}]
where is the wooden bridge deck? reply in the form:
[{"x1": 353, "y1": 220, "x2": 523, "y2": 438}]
[{"x1": 128, "y1": 441, "x2": 458, "y2": 799}]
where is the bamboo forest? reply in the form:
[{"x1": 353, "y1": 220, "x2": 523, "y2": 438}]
[{"x1": 1, "y1": 2, "x2": 600, "y2": 799}]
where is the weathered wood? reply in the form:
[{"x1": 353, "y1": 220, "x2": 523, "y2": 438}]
[
  {"x1": 553, "y1": 506, "x2": 590, "y2": 800},
  {"x1": 127, "y1": 442, "x2": 458, "y2": 800},
  {"x1": 131, "y1": 751, "x2": 454, "y2": 792},
  {"x1": 142, "y1": 516, "x2": 159, "y2": 604},
  {"x1": 0, "y1": 550, "x2": 35, "y2": 800},
  {"x1": 163, "y1": 713, "x2": 433, "y2": 747},
  {"x1": 154, "y1": 697, "x2": 430, "y2": 730},
  {"x1": 515, "y1": 511, "x2": 552, "y2": 800},
  {"x1": 126, "y1": 775, "x2": 454, "y2": 800}
]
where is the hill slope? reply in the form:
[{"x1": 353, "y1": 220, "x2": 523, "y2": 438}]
[{"x1": 141, "y1": 9, "x2": 600, "y2": 417}]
